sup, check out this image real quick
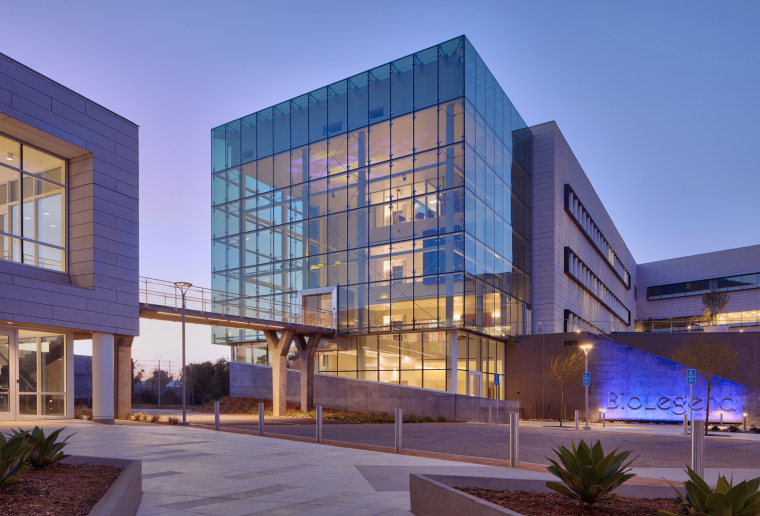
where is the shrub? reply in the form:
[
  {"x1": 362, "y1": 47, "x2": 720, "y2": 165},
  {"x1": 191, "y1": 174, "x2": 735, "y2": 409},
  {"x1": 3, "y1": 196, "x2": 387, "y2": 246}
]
[
  {"x1": 168, "y1": 417, "x2": 179, "y2": 425},
  {"x1": 438, "y1": 415, "x2": 446, "y2": 422},
  {"x1": 17, "y1": 427, "x2": 72, "y2": 468},
  {"x1": 751, "y1": 427, "x2": 760, "y2": 435},
  {"x1": 424, "y1": 416, "x2": 433, "y2": 423},
  {"x1": 0, "y1": 433, "x2": 34, "y2": 488},
  {"x1": 151, "y1": 414, "x2": 161, "y2": 423},
  {"x1": 546, "y1": 439, "x2": 638, "y2": 503},
  {"x1": 711, "y1": 425, "x2": 720, "y2": 432},
  {"x1": 658, "y1": 465, "x2": 760, "y2": 516},
  {"x1": 74, "y1": 412, "x2": 83, "y2": 420},
  {"x1": 728, "y1": 425, "x2": 740, "y2": 433}
]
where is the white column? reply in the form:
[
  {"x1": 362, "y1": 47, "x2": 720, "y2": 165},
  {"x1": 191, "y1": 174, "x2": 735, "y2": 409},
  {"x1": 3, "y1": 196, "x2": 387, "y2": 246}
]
[
  {"x1": 448, "y1": 331, "x2": 458, "y2": 394},
  {"x1": 92, "y1": 332, "x2": 115, "y2": 424}
]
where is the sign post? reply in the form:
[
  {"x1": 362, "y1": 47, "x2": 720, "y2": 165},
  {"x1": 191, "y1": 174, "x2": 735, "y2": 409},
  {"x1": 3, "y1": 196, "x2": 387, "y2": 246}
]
[
  {"x1": 582, "y1": 372, "x2": 591, "y2": 430},
  {"x1": 495, "y1": 374, "x2": 500, "y2": 425},
  {"x1": 687, "y1": 369, "x2": 696, "y2": 434}
]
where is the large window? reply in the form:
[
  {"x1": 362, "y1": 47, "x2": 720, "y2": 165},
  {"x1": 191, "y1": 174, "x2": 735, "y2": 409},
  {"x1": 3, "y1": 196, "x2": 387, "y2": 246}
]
[
  {"x1": 0, "y1": 134, "x2": 66, "y2": 272},
  {"x1": 18, "y1": 330, "x2": 67, "y2": 418},
  {"x1": 648, "y1": 273, "x2": 760, "y2": 300}
]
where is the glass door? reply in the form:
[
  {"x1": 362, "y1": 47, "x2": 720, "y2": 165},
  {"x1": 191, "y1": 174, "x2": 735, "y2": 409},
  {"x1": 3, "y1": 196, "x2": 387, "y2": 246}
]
[
  {"x1": 0, "y1": 330, "x2": 17, "y2": 421},
  {"x1": 468, "y1": 371, "x2": 482, "y2": 397}
]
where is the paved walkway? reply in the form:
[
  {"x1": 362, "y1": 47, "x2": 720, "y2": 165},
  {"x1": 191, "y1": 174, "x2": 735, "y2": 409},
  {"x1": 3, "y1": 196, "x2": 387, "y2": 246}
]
[
  {"x1": 0, "y1": 420, "x2": 553, "y2": 516},
  {"x1": 3, "y1": 418, "x2": 758, "y2": 515}
]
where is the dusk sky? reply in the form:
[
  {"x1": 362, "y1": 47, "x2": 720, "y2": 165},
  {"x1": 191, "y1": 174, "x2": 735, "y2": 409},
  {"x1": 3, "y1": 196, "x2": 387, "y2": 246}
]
[{"x1": 2, "y1": 1, "x2": 758, "y2": 368}]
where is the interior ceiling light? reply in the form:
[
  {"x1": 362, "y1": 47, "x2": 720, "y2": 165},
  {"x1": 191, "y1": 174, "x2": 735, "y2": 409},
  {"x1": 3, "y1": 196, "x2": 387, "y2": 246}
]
[{"x1": 6, "y1": 152, "x2": 13, "y2": 161}]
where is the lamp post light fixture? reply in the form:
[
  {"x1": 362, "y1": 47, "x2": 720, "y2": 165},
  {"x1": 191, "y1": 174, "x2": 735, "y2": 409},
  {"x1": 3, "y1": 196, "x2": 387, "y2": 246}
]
[
  {"x1": 156, "y1": 356, "x2": 162, "y2": 406},
  {"x1": 175, "y1": 282, "x2": 193, "y2": 426},
  {"x1": 580, "y1": 343, "x2": 593, "y2": 430}
]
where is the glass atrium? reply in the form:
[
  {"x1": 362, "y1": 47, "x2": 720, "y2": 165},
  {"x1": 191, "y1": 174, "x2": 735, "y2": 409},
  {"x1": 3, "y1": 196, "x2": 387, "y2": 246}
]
[{"x1": 211, "y1": 37, "x2": 531, "y2": 398}]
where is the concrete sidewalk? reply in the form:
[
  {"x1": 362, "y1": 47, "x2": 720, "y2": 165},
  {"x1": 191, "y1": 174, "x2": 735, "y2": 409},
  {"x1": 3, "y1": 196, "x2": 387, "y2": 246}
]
[
  {"x1": 519, "y1": 420, "x2": 760, "y2": 441},
  {"x1": 1, "y1": 419, "x2": 554, "y2": 516}
]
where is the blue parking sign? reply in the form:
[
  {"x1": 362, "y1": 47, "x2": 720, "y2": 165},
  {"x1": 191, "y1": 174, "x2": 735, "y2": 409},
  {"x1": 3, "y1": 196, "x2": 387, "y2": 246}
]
[
  {"x1": 494, "y1": 374, "x2": 500, "y2": 386},
  {"x1": 583, "y1": 372, "x2": 590, "y2": 386},
  {"x1": 687, "y1": 369, "x2": 696, "y2": 385}
]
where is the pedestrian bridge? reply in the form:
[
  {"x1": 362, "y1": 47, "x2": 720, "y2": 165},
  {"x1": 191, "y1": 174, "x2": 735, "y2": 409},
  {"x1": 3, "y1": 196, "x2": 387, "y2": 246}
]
[{"x1": 138, "y1": 277, "x2": 334, "y2": 335}]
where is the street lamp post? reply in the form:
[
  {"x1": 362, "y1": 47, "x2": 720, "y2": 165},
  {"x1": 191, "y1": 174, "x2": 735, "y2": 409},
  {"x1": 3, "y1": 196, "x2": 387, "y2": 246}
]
[
  {"x1": 580, "y1": 343, "x2": 593, "y2": 430},
  {"x1": 175, "y1": 282, "x2": 193, "y2": 427},
  {"x1": 156, "y1": 356, "x2": 162, "y2": 406}
]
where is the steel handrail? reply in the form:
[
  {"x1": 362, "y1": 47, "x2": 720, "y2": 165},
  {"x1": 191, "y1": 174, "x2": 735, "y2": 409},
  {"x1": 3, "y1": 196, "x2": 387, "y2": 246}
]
[{"x1": 139, "y1": 276, "x2": 333, "y2": 329}]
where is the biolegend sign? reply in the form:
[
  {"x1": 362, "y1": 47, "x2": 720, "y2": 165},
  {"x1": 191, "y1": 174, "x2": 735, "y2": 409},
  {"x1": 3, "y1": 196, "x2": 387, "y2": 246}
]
[{"x1": 589, "y1": 340, "x2": 751, "y2": 423}]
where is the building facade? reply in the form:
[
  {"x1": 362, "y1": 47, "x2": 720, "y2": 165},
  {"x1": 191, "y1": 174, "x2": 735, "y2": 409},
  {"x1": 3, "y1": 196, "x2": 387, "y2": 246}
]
[
  {"x1": 216, "y1": 36, "x2": 760, "y2": 415},
  {"x1": 636, "y1": 245, "x2": 760, "y2": 330},
  {"x1": 0, "y1": 53, "x2": 139, "y2": 422},
  {"x1": 212, "y1": 36, "x2": 531, "y2": 400}
]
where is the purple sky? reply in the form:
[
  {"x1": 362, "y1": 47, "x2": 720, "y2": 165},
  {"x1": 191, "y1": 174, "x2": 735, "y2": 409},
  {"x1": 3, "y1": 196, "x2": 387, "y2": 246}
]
[{"x1": 3, "y1": 1, "x2": 758, "y2": 366}]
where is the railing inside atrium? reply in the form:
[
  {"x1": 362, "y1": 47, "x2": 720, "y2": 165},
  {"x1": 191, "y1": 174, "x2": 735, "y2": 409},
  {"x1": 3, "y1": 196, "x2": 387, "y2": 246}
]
[{"x1": 139, "y1": 277, "x2": 333, "y2": 329}]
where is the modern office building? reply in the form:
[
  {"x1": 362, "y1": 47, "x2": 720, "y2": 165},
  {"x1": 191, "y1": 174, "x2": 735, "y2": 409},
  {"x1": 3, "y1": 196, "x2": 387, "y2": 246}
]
[
  {"x1": 0, "y1": 53, "x2": 139, "y2": 422},
  {"x1": 212, "y1": 36, "x2": 531, "y2": 400},
  {"x1": 214, "y1": 36, "x2": 759, "y2": 419}
]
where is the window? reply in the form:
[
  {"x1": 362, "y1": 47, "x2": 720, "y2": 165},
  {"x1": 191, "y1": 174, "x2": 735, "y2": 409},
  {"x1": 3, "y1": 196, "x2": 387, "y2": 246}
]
[
  {"x1": 18, "y1": 330, "x2": 67, "y2": 418},
  {"x1": 0, "y1": 134, "x2": 66, "y2": 272}
]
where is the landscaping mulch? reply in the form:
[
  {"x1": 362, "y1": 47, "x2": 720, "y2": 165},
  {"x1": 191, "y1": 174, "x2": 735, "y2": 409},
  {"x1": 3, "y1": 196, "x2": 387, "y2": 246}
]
[
  {"x1": 0, "y1": 463, "x2": 122, "y2": 516},
  {"x1": 456, "y1": 488, "x2": 680, "y2": 516}
]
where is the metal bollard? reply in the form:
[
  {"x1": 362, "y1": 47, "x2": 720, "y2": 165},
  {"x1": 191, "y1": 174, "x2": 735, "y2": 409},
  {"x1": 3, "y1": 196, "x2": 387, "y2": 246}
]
[
  {"x1": 602, "y1": 410, "x2": 606, "y2": 427},
  {"x1": 692, "y1": 420, "x2": 705, "y2": 478},
  {"x1": 575, "y1": 410, "x2": 579, "y2": 430},
  {"x1": 720, "y1": 412, "x2": 724, "y2": 425},
  {"x1": 509, "y1": 412, "x2": 519, "y2": 467},
  {"x1": 214, "y1": 401, "x2": 220, "y2": 431},
  {"x1": 316, "y1": 406, "x2": 323, "y2": 443},
  {"x1": 743, "y1": 413, "x2": 748, "y2": 432},
  {"x1": 598, "y1": 409, "x2": 602, "y2": 423},
  {"x1": 395, "y1": 409, "x2": 403, "y2": 454},
  {"x1": 489, "y1": 406, "x2": 493, "y2": 425},
  {"x1": 683, "y1": 414, "x2": 688, "y2": 436},
  {"x1": 258, "y1": 403, "x2": 264, "y2": 436}
]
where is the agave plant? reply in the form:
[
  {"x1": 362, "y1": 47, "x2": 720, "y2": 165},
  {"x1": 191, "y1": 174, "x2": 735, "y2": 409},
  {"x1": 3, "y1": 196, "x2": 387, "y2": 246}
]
[
  {"x1": 0, "y1": 433, "x2": 34, "y2": 488},
  {"x1": 9, "y1": 427, "x2": 73, "y2": 468},
  {"x1": 546, "y1": 438, "x2": 638, "y2": 503},
  {"x1": 657, "y1": 465, "x2": 760, "y2": 516}
]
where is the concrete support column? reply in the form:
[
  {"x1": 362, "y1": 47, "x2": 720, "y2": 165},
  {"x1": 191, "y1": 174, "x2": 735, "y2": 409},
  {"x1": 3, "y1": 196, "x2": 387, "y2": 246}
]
[
  {"x1": 265, "y1": 329, "x2": 295, "y2": 417},
  {"x1": 92, "y1": 332, "x2": 115, "y2": 424},
  {"x1": 295, "y1": 332, "x2": 323, "y2": 412},
  {"x1": 114, "y1": 336, "x2": 134, "y2": 420}
]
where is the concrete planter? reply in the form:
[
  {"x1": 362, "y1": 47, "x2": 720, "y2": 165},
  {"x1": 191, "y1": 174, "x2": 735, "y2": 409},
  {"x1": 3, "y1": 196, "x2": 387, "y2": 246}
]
[
  {"x1": 61, "y1": 455, "x2": 142, "y2": 516},
  {"x1": 409, "y1": 475, "x2": 674, "y2": 516}
]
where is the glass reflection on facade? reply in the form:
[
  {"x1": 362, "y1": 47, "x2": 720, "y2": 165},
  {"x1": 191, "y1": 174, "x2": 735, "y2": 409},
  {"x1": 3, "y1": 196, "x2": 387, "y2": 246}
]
[
  {"x1": 0, "y1": 134, "x2": 66, "y2": 272},
  {"x1": 213, "y1": 37, "x2": 531, "y2": 400}
]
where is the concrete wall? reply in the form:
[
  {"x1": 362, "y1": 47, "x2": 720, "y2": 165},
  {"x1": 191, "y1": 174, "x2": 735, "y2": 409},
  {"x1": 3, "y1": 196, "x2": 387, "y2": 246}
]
[
  {"x1": 0, "y1": 52, "x2": 139, "y2": 337},
  {"x1": 231, "y1": 361, "x2": 519, "y2": 423},
  {"x1": 530, "y1": 122, "x2": 637, "y2": 335},
  {"x1": 507, "y1": 331, "x2": 760, "y2": 425},
  {"x1": 637, "y1": 245, "x2": 760, "y2": 319}
]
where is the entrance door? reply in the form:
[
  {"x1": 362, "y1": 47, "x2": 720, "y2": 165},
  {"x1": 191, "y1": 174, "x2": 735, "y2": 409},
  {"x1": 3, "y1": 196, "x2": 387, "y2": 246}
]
[
  {"x1": 468, "y1": 371, "x2": 483, "y2": 397},
  {"x1": 0, "y1": 330, "x2": 17, "y2": 421}
]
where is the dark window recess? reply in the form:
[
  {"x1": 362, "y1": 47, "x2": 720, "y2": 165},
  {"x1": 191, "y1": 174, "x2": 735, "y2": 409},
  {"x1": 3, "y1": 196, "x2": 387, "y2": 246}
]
[
  {"x1": 647, "y1": 272, "x2": 760, "y2": 300},
  {"x1": 369, "y1": 107, "x2": 384, "y2": 120}
]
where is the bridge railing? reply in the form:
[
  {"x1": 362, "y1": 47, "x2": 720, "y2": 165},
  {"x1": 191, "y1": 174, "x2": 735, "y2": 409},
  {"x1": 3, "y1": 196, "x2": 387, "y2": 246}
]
[{"x1": 139, "y1": 277, "x2": 333, "y2": 329}]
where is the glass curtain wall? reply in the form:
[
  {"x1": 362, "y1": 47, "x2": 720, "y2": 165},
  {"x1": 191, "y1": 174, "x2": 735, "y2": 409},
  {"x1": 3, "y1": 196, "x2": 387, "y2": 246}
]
[
  {"x1": 0, "y1": 134, "x2": 66, "y2": 272},
  {"x1": 214, "y1": 37, "x2": 529, "y2": 399},
  {"x1": 18, "y1": 330, "x2": 66, "y2": 417},
  {"x1": 232, "y1": 330, "x2": 506, "y2": 399}
]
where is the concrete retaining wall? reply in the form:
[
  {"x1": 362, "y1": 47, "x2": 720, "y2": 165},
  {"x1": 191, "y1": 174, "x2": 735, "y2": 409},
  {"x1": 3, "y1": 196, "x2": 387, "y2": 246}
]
[
  {"x1": 62, "y1": 455, "x2": 142, "y2": 516},
  {"x1": 230, "y1": 362, "x2": 519, "y2": 422},
  {"x1": 410, "y1": 475, "x2": 675, "y2": 516}
]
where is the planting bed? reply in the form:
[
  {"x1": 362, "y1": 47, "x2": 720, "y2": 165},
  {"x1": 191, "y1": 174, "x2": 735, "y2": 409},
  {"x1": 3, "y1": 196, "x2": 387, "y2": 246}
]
[
  {"x1": 457, "y1": 488, "x2": 679, "y2": 516},
  {"x1": 0, "y1": 462, "x2": 121, "y2": 516}
]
